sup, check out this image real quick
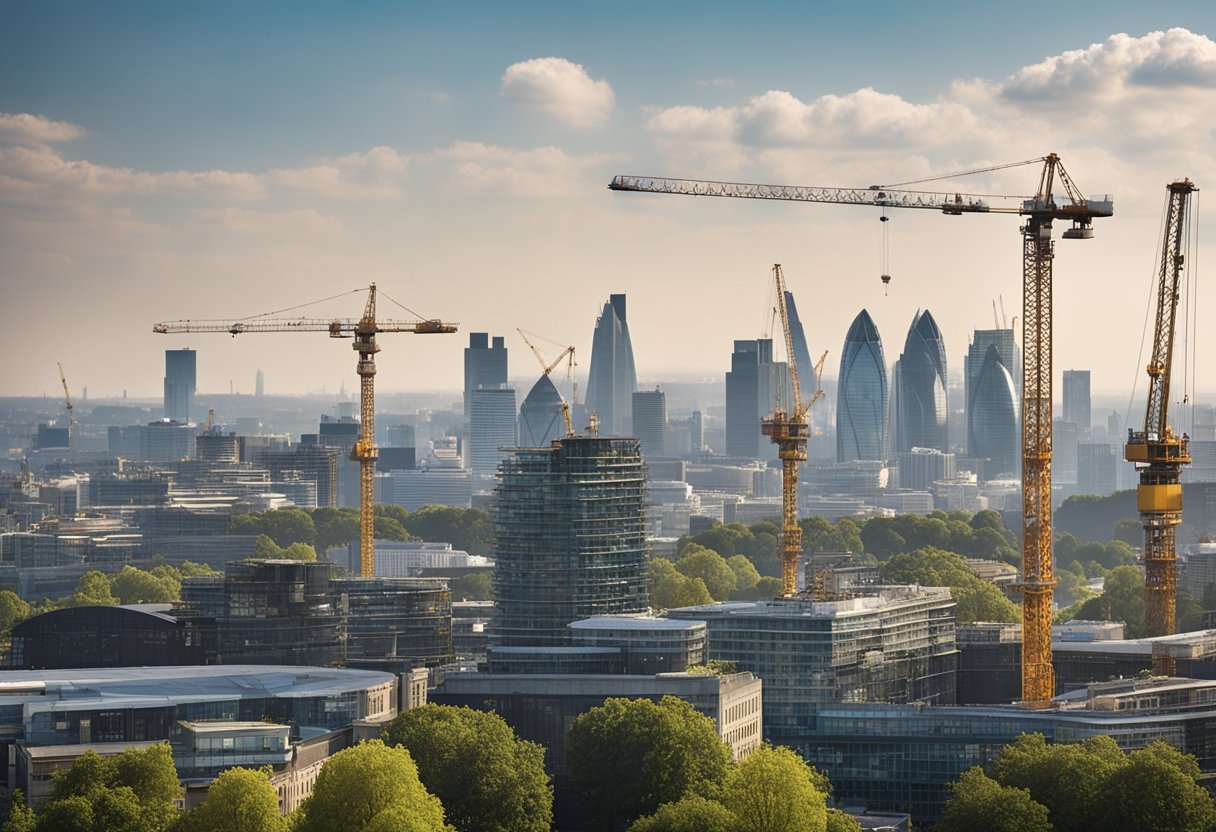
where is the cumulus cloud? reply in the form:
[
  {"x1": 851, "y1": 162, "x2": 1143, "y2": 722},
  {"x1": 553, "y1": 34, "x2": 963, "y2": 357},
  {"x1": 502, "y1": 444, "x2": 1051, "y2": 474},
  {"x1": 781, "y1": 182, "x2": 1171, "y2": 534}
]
[
  {"x1": 0, "y1": 112, "x2": 88, "y2": 145},
  {"x1": 500, "y1": 57, "x2": 614, "y2": 128}
]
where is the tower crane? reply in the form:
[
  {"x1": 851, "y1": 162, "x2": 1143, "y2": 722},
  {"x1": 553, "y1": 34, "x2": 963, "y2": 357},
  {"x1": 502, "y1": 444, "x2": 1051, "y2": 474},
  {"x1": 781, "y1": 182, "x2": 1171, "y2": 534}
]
[
  {"x1": 153, "y1": 284, "x2": 456, "y2": 577},
  {"x1": 517, "y1": 329, "x2": 578, "y2": 437},
  {"x1": 57, "y1": 362, "x2": 74, "y2": 445},
  {"x1": 1125, "y1": 180, "x2": 1197, "y2": 646},
  {"x1": 610, "y1": 154, "x2": 1113, "y2": 705}
]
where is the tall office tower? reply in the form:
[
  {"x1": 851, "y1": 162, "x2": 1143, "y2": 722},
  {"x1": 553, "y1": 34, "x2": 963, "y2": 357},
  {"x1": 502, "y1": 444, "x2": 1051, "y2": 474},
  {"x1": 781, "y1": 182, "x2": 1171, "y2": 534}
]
[
  {"x1": 892, "y1": 310, "x2": 948, "y2": 453},
  {"x1": 492, "y1": 436, "x2": 647, "y2": 647},
  {"x1": 463, "y1": 333, "x2": 508, "y2": 416},
  {"x1": 585, "y1": 294, "x2": 638, "y2": 436},
  {"x1": 632, "y1": 388, "x2": 668, "y2": 458},
  {"x1": 163, "y1": 349, "x2": 196, "y2": 423},
  {"x1": 969, "y1": 345, "x2": 1020, "y2": 479},
  {"x1": 836, "y1": 310, "x2": 888, "y2": 463},
  {"x1": 318, "y1": 415, "x2": 361, "y2": 507},
  {"x1": 255, "y1": 369, "x2": 264, "y2": 397},
  {"x1": 1063, "y1": 370, "x2": 1092, "y2": 437},
  {"x1": 725, "y1": 339, "x2": 788, "y2": 459},
  {"x1": 468, "y1": 387, "x2": 517, "y2": 487},
  {"x1": 784, "y1": 290, "x2": 815, "y2": 392},
  {"x1": 518, "y1": 374, "x2": 566, "y2": 447},
  {"x1": 965, "y1": 328, "x2": 1017, "y2": 453}
]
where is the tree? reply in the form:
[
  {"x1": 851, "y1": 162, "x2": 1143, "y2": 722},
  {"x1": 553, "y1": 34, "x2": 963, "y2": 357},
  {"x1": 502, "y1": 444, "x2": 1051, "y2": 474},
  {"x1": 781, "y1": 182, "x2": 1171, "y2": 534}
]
[
  {"x1": 382, "y1": 705, "x2": 552, "y2": 832},
  {"x1": 628, "y1": 795, "x2": 737, "y2": 832},
  {"x1": 33, "y1": 796, "x2": 94, "y2": 832},
  {"x1": 280, "y1": 542, "x2": 318, "y2": 561},
  {"x1": 1094, "y1": 743, "x2": 1216, "y2": 832},
  {"x1": 294, "y1": 740, "x2": 447, "y2": 832},
  {"x1": 993, "y1": 732, "x2": 1122, "y2": 832},
  {"x1": 176, "y1": 767, "x2": 286, "y2": 832},
  {"x1": 823, "y1": 810, "x2": 861, "y2": 832},
  {"x1": 110, "y1": 566, "x2": 178, "y2": 604},
  {"x1": 312, "y1": 507, "x2": 361, "y2": 553},
  {"x1": 935, "y1": 768, "x2": 1051, "y2": 832},
  {"x1": 251, "y1": 535, "x2": 282, "y2": 560},
  {"x1": 260, "y1": 508, "x2": 316, "y2": 547},
  {"x1": 2, "y1": 791, "x2": 36, "y2": 832},
  {"x1": 1069, "y1": 565, "x2": 1146, "y2": 636},
  {"x1": 719, "y1": 744, "x2": 828, "y2": 832},
  {"x1": 448, "y1": 572, "x2": 491, "y2": 601},
  {"x1": 229, "y1": 513, "x2": 265, "y2": 536},
  {"x1": 0, "y1": 590, "x2": 31, "y2": 637},
  {"x1": 568, "y1": 696, "x2": 732, "y2": 831},
  {"x1": 726, "y1": 555, "x2": 761, "y2": 598},
  {"x1": 859, "y1": 521, "x2": 905, "y2": 559},
  {"x1": 650, "y1": 558, "x2": 713, "y2": 610},
  {"x1": 43, "y1": 745, "x2": 181, "y2": 832},
  {"x1": 69, "y1": 571, "x2": 118, "y2": 607},
  {"x1": 399, "y1": 506, "x2": 493, "y2": 556},
  {"x1": 880, "y1": 547, "x2": 1017, "y2": 625},
  {"x1": 675, "y1": 545, "x2": 737, "y2": 601}
]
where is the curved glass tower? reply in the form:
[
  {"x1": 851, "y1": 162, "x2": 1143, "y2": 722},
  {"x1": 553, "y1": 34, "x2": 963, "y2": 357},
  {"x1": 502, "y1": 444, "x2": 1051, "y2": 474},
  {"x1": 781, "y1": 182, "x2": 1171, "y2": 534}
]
[
  {"x1": 970, "y1": 344, "x2": 1019, "y2": 478},
  {"x1": 585, "y1": 294, "x2": 638, "y2": 436},
  {"x1": 836, "y1": 310, "x2": 888, "y2": 462},
  {"x1": 893, "y1": 310, "x2": 948, "y2": 453},
  {"x1": 518, "y1": 374, "x2": 566, "y2": 447}
]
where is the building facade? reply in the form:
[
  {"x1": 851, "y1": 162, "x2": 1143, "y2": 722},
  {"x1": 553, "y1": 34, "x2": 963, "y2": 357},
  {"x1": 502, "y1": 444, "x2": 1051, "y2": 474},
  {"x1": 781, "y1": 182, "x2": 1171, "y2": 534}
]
[
  {"x1": 725, "y1": 339, "x2": 787, "y2": 459},
  {"x1": 518, "y1": 374, "x2": 567, "y2": 447},
  {"x1": 164, "y1": 349, "x2": 196, "y2": 423},
  {"x1": 892, "y1": 311, "x2": 948, "y2": 454},
  {"x1": 968, "y1": 344, "x2": 1019, "y2": 479},
  {"x1": 584, "y1": 294, "x2": 638, "y2": 436},
  {"x1": 467, "y1": 387, "x2": 517, "y2": 488},
  {"x1": 632, "y1": 388, "x2": 667, "y2": 459},
  {"x1": 1063, "y1": 369, "x2": 1092, "y2": 435},
  {"x1": 463, "y1": 333, "x2": 509, "y2": 416},
  {"x1": 836, "y1": 310, "x2": 888, "y2": 463}
]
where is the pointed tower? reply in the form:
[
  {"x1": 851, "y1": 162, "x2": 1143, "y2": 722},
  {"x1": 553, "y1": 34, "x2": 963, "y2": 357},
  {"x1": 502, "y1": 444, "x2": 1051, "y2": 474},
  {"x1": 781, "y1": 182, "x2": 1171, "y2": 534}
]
[
  {"x1": 836, "y1": 310, "x2": 888, "y2": 462},
  {"x1": 585, "y1": 294, "x2": 638, "y2": 436}
]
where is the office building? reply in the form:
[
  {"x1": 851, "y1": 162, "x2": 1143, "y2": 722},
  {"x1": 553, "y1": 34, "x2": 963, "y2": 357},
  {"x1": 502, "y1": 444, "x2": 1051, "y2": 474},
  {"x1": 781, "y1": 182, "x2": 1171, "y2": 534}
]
[
  {"x1": 968, "y1": 344, "x2": 1019, "y2": 479},
  {"x1": 464, "y1": 333, "x2": 509, "y2": 416},
  {"x1": 584, "y1": 294, "x2": 638, "y2": 436},
  {"x1": 836, "y1": 310, "x2": 888, "y2": 463},
  {"x1": 9, "y1": 605, "x2": 203, "y2": 669},
  {"x1": 668, "y1": 587, "x2": 958, "y2": 750},
  {"x1": 467, "y1": 387, "x2": 517, "y2": 487},
  {"x1": 632, "y1": 388, "x2": 667, "y2": 458},
  {"x1": 725, "y1": 339, "x2": 787, "y2": 459},
  {"x1": 383, "y1": 467, "x2": 472, "y2": 511},
  {"x1": 251, "y1": 444, "x2": 339, "y2": 508},
  {"x1": 164, "y1": 349, "x2": 196, "y2": 423},
  {"x1": 891, "y1": 310, "x2": 948, "y2": 453},
  {"x1": 898, "y1": 447, "x2": 956, "y2": 491},
  {"x1": 964, "y1": 328, "x2": 1017, "y2": 451},
  {"x1": 1063, "y1": 369, "x2": 1092, "y2": 436},
  {"x1": 334, "y1": 577, "x2": 454, "y2": 670},
  {"x1": 492, "y1": 436, "x2": 647, "y2": 648},
  {"x1": 518, "y1": 374, "x2": 567, "y2": 447}
]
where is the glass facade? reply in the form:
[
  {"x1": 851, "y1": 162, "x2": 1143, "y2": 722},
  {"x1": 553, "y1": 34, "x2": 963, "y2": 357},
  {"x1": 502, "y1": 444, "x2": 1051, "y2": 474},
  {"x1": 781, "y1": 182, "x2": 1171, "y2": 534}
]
[
  {"x1": 9, "y1": 606, "x2": 202, "y2": 670},
  {"x1": 518, "y1": 373, "x2": 566, "y2": 448},
  {"x1": 836, "y1": 310, "x2": 888, "y2": 463},
  {"x1": 335, "y1": 577, "x2": 453, "y2": 669},
  {"x1": 492, "y1": 436, "x2": 648, "y2": 647},
  {"x1": 969, "y1": 344, "x2": 1019, "y2": 479},
  {"x1": 585, "y1": 294, "x2": 638, "y2": 436},
  {"x1": 892, "y1": 310, "x2": 948, "y2": 453}
]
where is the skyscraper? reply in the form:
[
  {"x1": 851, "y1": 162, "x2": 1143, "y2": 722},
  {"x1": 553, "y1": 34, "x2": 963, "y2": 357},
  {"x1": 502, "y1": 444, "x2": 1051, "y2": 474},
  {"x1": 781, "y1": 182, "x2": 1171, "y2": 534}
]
[
  {"x1": 784, "y1": 290, "x2": 814, "y2": 391},
  {"x1": 836, "y1": 310, "x2": 888, "y2": 462},
  {"x1": 725, "y1": 339, "x2": 788, "y2": 459},
  {"x1": 969, "y1": 345, "x2": 1020, "y2": 479},
  {"x1": 585, "y1": 294, "x2": 638, "y2": 436},
  {"x1": 163, "y1": 349, "x2": 196, "y2": 423},
  {"x1": 492, "y1": 436, "x2": 647, "y2": 647},
  {"x1": 518, "y1": 374, "x2": 566, "y2": 447},
  {"x1": 1063, "y1": 369, "x2": 1092, "y2": 437},
  {"x1": 468, "y1": 387, "x2": 517, "y2": 487},
  {"x1": 965, "y1": 328, "x2": 1017, "y2": 456},
  {"x1": 892, "y1": 310, "x2": 948, "y2": 453},
  {"x1": 632, "y1": 388, "x2": 667, "y2": 458},
  {"x1": 463, "y1": 333, "x2": 508, "y2": 416}
]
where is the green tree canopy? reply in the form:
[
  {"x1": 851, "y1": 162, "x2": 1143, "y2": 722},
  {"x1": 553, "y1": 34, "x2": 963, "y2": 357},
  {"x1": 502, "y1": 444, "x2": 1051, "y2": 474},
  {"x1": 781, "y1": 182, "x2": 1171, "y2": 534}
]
[
  {"x1": 993, "y1": 733, "x2": 1122, "y2": 831},
  {"x1": 1068, "y1": 565, "x2": 1145, "y2": 637},
  {"x1": 381, "y1": 705, "x2": 552, "y2": 832},
  {"x1": 0, "y1": 590, "x2": 31, "y2": 638},
  {"x1": 43, "y1": 745, "x2": 180, "y2": 832},
  {"x1": 879, "y1": 547, "x2": 1018, "y2": 625},
  {"x1": 568, "y1": 696, "x2": 732, "y2": 831},
  {"x1": 2, "y1": 790, "x2": 36, "y2": 832},
  {"x1": 823, "y1": 809, "x2": 861, "y2": 832},
  {"x1": 175, "y1": 767, "x2": 286, "y2": 832},
  {"x1": 719, "y1": 744, "x2": 828, "y2": 832},
  {"x1": 726, "y1": 555, "x2": 761, "y2": 598},
  {"x1": 675, "y1": 545, "x2": 737, "y2": 601},
  {"x1": 68, "y1": 571, "x2": 118, "y2": 607},
  {"x1": 312, "y1": 507, "x2": 361, "y2": 553},
  {"x1": 650, "y1": 558, "x2": 713, "y2": 610},
  {"x1": 110, "y1": 566, "x2": 178, "y2": 605},
  {"x1": 397, "y1": 505, "x2": 493, "y2": 556},
  {"x1": 448, "y1": 572, "x2": 492, "y2": 601},
  {"x1": 627, "y1": 795, "x2": 737, "y2": 832},
  {"x1": 1094, "y1": 743, "x2": 1216, "y2": 832},
  {"x1": 935, "y1": 768, "x2": 1051, "y2": 832},
  {"x1": 260, "y1": 508, "x2": 316, "y2": 547},
  {"x1": 294, "y1": 740, "x2": 447, "y2": 832}
]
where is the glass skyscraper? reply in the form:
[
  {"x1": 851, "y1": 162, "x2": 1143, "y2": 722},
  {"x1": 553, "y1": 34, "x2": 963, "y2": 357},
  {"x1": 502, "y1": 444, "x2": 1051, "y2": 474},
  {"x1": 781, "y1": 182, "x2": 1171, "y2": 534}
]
[
  {"x1": 518, "y1": 373, "x2": 566, "y2": 447},
  {"x1": 892, "y1": 310, "x2": 948, "y2": 453},
  {"x1": 725, "y1": 339, "x2": 787, "y2": 460},
  {"x1": 492, "y1": 436, "x2": 647, "y2": 647},
  {"x1": 585, "y1": 294, "x2": 638, "y2": 436},
  {"x1": 463, "y1": 333, "x2": 508, "y2": 415},
  {"x1": 836, "y1": 309, "x2": 888, "y2": 462},
  {"x1": 964, "y1": 328, "x2": 1018, "y2": 460},
  {"x1": 163, "y1": 349, "x2": 196, "y2": 423},
  {"x1": 969, "y1": 344, "x2": 1019, "y2": 479}
]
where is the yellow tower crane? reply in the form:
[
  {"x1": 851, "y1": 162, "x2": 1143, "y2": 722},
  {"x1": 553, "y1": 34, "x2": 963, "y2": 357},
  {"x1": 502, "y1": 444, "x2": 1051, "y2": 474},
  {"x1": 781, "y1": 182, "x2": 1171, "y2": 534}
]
[
  {"x1": 760, "y1": 263, "x2": 825, "y2": 595},
  {"x1": 517, "y1": 329, "x2": 577, "y2": 437},
  {"x1": 1125, "y1": 179, "x2": 1197, "y2": 647},
  {"x1": 610, "y1": 153, "x2": 1112, "y2": 705},
  {"x1": 57, "y1": 362, "x2": 74, "y2": 445},
  {"x1": 153, "y1": 284, "x2": 456, "y2": 577}
]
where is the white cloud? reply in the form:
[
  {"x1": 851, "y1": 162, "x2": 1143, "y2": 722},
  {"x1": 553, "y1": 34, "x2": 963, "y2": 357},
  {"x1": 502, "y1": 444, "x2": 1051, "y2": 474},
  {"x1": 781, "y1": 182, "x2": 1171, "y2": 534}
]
[
  {"x1": 195, "y1": 207, "x2": 345, "y2": 234},
  {"x1": 420, "y1": 141, "x2": 618, "y2": 199},
  {"x1": 0, "y1": 112, "x2": 88, "y2": 145},
  {"x1": 500, "y1": 57, "x2": 614, "y2": 128}
]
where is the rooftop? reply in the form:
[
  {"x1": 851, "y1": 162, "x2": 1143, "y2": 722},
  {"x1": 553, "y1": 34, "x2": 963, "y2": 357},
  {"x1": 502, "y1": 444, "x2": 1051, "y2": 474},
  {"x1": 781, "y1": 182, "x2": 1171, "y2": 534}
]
[{"x1": 570, "y1": 615, "x2": 705, "y2": 631}]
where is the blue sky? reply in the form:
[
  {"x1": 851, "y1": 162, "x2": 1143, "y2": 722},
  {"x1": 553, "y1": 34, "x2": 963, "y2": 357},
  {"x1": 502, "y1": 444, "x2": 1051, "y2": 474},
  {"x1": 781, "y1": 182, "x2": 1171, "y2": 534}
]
[{"x1": 5, "y1": 2, "x2": 1216, "y2": 403}]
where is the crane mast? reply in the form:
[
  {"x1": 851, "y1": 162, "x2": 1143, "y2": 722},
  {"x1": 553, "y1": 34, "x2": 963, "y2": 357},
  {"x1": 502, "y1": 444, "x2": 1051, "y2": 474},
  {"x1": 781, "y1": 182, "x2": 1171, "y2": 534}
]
[
  {"x1": 1125, "y1": 180, "x2": 1196, "y2": 646},
  {"x1": 610, "y1": 153, "x2": 1110, "y2": 705},
  {"x1": 154, "y1": 284, "x2": 456, "y2": 577},
  {"x1": 57, "y1": 362, "x2": 74, "y2": 445}
]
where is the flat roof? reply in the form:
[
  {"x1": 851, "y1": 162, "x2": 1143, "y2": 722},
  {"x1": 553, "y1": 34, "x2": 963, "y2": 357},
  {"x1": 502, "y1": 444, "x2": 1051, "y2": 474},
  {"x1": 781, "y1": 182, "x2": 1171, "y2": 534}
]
[{"x1": 570, "y1": 616, "x2": 705, "y2": 631}]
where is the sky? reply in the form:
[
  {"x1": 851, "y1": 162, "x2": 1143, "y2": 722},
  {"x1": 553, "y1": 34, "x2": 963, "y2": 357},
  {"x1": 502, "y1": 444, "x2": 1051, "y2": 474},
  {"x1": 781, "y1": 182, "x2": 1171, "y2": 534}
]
[{"x1": 4, "y1": 1, "x2": 1216, "y2": 405}]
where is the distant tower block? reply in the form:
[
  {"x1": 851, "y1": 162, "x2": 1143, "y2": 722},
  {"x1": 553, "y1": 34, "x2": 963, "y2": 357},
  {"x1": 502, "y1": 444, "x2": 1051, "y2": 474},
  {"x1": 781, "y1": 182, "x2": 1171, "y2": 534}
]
[
  {"x1": 632, "y1": 388, "x2": 667, "y2": 458},
  {"x1": 893, "y1": 310, "x2": 948, "y2": 453},
  {"x1": 255, "y1": 369, "x2": 265, "y2": 397},
  {"x1": 164, "y1": 349, "x2": 196, "y2": 423},
  {"x1": 464, "y1": 333, "x2": 508, "y2": 416},
  {"x1": 836, "y1": 310, "x2": 888, "y2": 463},
  {"x1": 585, "y1": 294, "x2": 638, "y2": 436}
]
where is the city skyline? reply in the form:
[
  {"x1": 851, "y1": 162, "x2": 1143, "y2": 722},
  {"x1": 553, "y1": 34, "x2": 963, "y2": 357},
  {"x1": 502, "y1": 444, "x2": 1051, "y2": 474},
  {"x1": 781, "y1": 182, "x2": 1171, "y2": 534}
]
[{"x1": 5, "y1": 5, "x2": 1216, "y2": 402}]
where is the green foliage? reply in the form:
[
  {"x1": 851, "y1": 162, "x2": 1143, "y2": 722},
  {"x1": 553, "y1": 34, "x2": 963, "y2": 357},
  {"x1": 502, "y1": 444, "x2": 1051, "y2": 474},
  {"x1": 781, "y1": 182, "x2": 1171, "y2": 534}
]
[
  {"x1": 294, "y1": 740, "x2": 447, "y2": 832},
  {"x1": 67, "y1": 571, "x2": 118, "y2": 607},
  {"x1": 311, "y1": 507, "x2": 361, "y2": 553},
  {"x1": 628, "y1": 795, "x2": 737, "y2": 832},
  {"x1": 650, "y1": 557, "x2": 713, "y2": 609},
  {"x1": 677, "y1": 522, "x2": 780, "y2": 578},
  {"x1": 40, "y1": 745, "x2": 180, "y2": 832},
  {"x1": 110, "y1": 566, "x2": 178, "y2": 604},
  {"x1": 799, "y1": 517, "x2": 865, "y2": 558},
  {"x1": 726, "y1": 555, "x2": 761, "y2": 597},
  {"x1": 1068, "y1": 565, "x2": 1145, "y2": 637},
  {"x1": 250, "y1": 535, "x2": 317, "y2": 562},
  {"x1": 396, "y1": 505, "x2": 494, "y2": 556},
  {"x1": 2, "y1": 791, "x2": 36, "y2": 832},
  {"x1": 33, "y1": 796, "x2": 94, "y2": 832},
  {"x1": 448, "y1": 572, "x2": 492, "y2": 601},
  {"x1": 0, "y1": 590, "x2": 31, "y2": 638},
  {"x1": 175, "y1": 767, "x2": 286, "y2": 832},
  {"x1": 261, "y1": 508, "x2": 316, "y2": 547},
  {"x1": 675, "y1": 545, "x2": 737, "y2": 601},
  {"x1": 684, "y1": 660, "x2": 740, "y2": 676},
  {"x1": 1096, "y1": 743, "x2": 1216, "y2": 832},
  {"x1": 720, "y1": 744, "x2": 828, "y2": 832},
  {"x1": 753, "y1": 577, "x2": 782, "y2": 597},
  {"x1": 229, "y1": 512, "x2": 265, "y2": 536},
  {"x1": 993, "y1": 733, "x2": 1121, "y2": 831},
  {"x1": 568, "y1": 696, "x2": 732, "y2": 831},
  {"x1": 936, "y1": 768, "x2": 1051, "y2": 832},
  {"x1": 879, "y1": 547, "x2": 1018, "y2": 625},
  {"x1": 382, "y1": 705, "x2": 552, "y2": 832},
  {"x1": 823, "y1": 809, "x2": 861, "y2": 832}
]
